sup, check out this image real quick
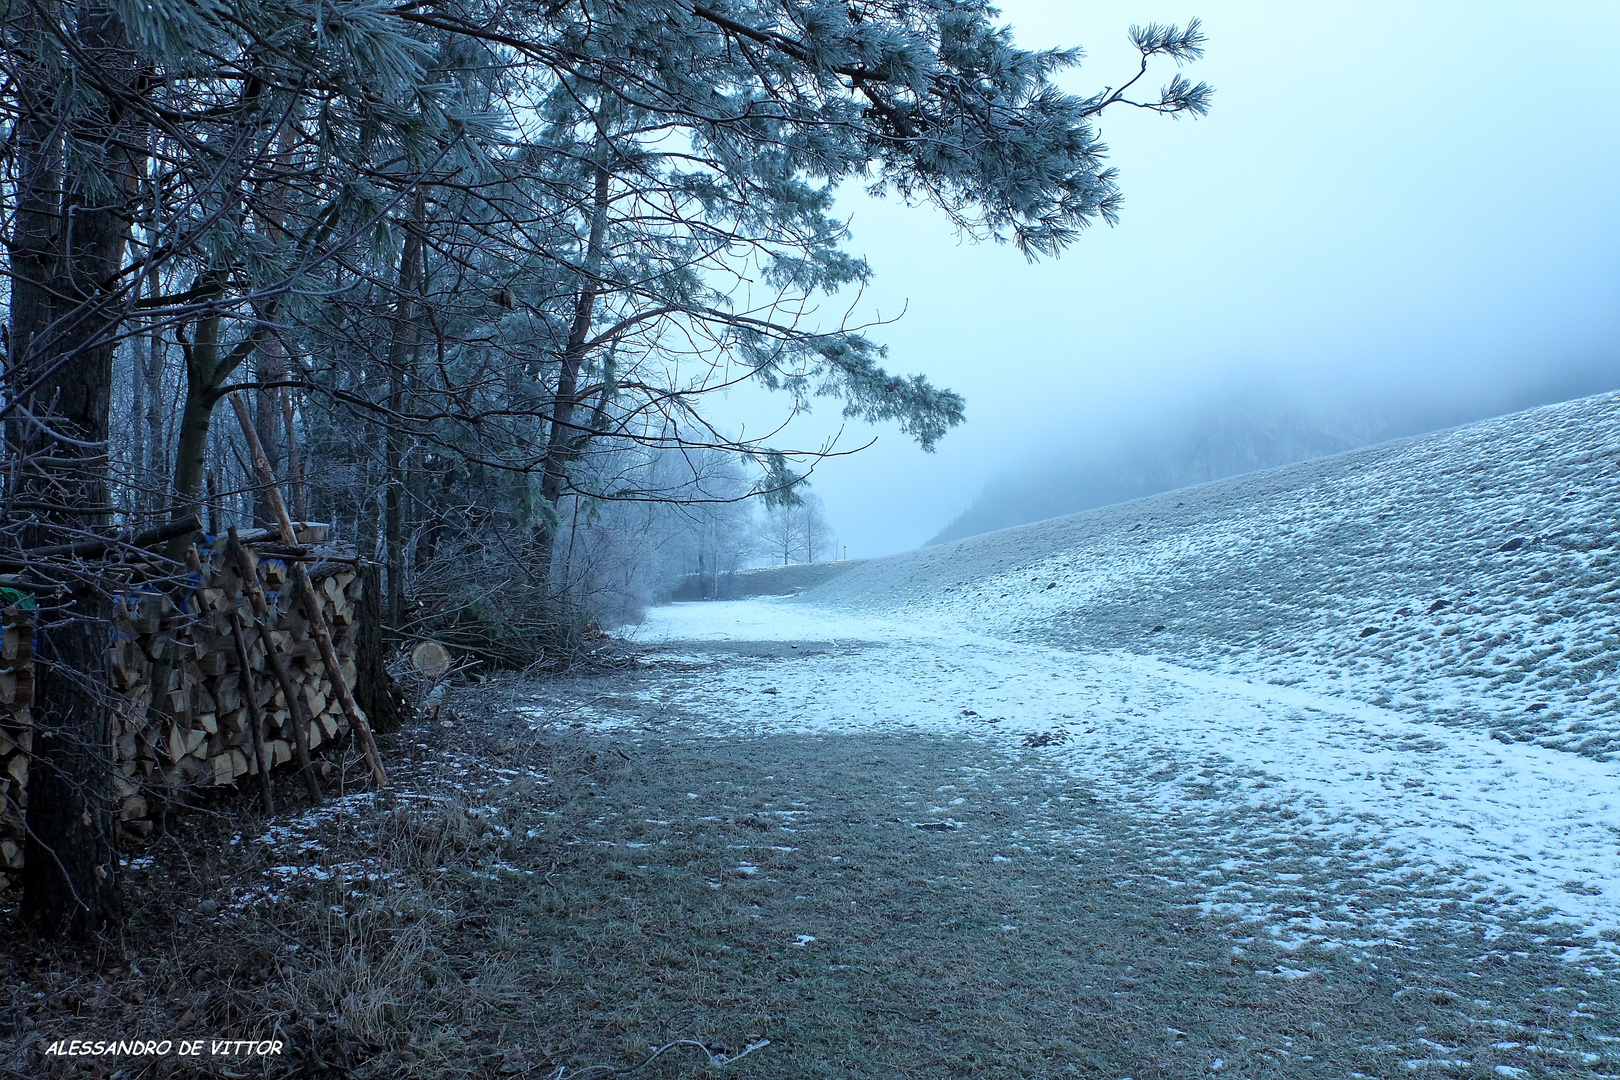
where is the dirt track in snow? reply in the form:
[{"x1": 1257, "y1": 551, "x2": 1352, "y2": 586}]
[
  {"x1": 620, "y1": 600, "x2": 1620, "y2": 966},
  {"x1": 522, "y1": 615, "x2": 1620, "y2": 1076}
]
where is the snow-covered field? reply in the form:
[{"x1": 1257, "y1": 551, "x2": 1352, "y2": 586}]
[
  {"x1": 810, "y1": 391, "x2": 1620, "y2": 759},
  {"x1": 617, "y1": 393, "x2": 1620, "y2": 967}
]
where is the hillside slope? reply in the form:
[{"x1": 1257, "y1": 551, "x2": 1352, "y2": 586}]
[
  {"x1": 930, "y1": 366, "x2": 1620, "y2": 545},
  {"x1": 810, "y1": 392, "x2": 1620, "y2": 758},
  {"x1": 929, "y1": 393, "x2": 1394, "y2": 545}
]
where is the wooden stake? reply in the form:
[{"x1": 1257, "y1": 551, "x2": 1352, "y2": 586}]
[
  {"x1": 226, "y1": 605, "x2": 276, "y2": 816},
  {"x1": 227, "y1": 527, "x2": 322, "y2": 803},
  {"x1": 228, "y1": 393, "x2": 388, "y2": 787}
]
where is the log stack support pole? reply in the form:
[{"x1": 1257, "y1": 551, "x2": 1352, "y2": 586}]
[
  {"x1": 226, "y1": 528, "x2": 322, "y2": 803},
  {"x1": 229, "y1": 393, "x2": 388, "y2": 787},
  {"x1": 226, "y1": 607, "x2": 276, "y2": 816}
]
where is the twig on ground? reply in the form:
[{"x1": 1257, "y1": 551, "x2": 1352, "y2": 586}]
[{"x1": 547, "y1": 1037, "x2": 771, "y2": 1079}]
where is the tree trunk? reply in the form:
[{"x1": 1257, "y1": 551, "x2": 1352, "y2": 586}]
[
  {"x1": 253, "y1": 337, "x2": 285, "y2": 529},
  {"x1": 25, "y1": 604, "x2": 120, "y2": 938},
  {"x1": 8, "y1": 2, "x2": 143, "y2": 939},
  {"x1": 353, "y1": 562, "x2": 406, "y2": 734},
  {"x1": 3, "y1": 17, "x2": 61, "y2": 474},
  {"x1": 145, "y1": 338, "x2": 220, "y2": 747},
  {"x1": 281, "y1": 387, "x2": 307, "y2": 520},
  {"x1": 164, "y1": 297, "x2": 265, "y2": 552},
  {"x1": 168, "y1": 320, "x2": 224, "y2": 535},
  {"x1": 144, "y1": 312, "x2": 166, "y2": 513},
  {"x1": 384, "y1": 198, "x2": 425, "y2": 631},
  {"x1": 137, "y1": 140, "x2": 165, "y2": 517},
  {"x1": 130, "y1": 328, "x2": 146, "y2": 508},
  {"x1": 533, "y1": 159, "x2": 612, "y2": 578}
]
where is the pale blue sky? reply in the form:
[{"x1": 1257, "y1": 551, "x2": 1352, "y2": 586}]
[{"x1": 742, "y1": 1, "x2": 1620, "y2": 556}]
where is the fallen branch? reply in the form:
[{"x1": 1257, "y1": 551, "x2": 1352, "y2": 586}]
[
  {"x1": 0, "y1": 515, "x2": 201, "y2": 567},
  {"x1": 546, "y1": 1038, "x2": 771, "y2": 1079}
]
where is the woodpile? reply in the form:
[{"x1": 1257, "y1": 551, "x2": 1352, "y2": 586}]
[
  {"x1": 0, "y1": 524, "x2": 370, "y2": 888},
  {"x1": 0, "y1": 611, "x2": 33, "y2": 885}
]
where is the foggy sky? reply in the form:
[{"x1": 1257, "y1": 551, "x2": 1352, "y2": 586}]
[{"x1": 735, "y1": 1, "x2": 1620, "y2": 558}]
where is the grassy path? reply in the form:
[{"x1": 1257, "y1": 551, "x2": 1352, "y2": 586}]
[{"x1": 511, "y1": 650, "x2": 1620, "y2": 1079}]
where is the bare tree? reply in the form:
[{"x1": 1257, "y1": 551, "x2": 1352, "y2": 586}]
[
  {"x1": 762, "y1": 491, "x2": 836, "y2": 566},
  {"x1": 801, "y1": 494, "x2": 838, "y2": 564}
]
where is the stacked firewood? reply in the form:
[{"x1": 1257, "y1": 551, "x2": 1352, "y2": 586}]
[
  {"x1": 0, "y1": 526, "x2": 367, "y2": 887},
  {"x1": 0, "y1": 612, "x2": 33, "y2": 882}
]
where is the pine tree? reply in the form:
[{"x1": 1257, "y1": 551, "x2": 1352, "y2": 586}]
[{"x1": 1, "y1": 0, "x2": 1209, "y2": 935}]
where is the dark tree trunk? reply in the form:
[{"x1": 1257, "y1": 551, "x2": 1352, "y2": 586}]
[
  {"x1": 25, "y1": 601, "x2": 120, "y2": 938},
  {"x1": 253, "y1": 341, "x2": 285, "y2": 529},
  {"x1": 168, "y1": 321, "x2": 224, "y2": 534},
  {"x1": 384, "y1": 198, "x2": 425, "y2": 632},
  {"x1": 7, "y1": 2, "x2": 143, "y2": 939},
  {"x1": 163, "y1": 298, "x2": 265, "y2": 556},
  {"x1": 353, "y1": 563, "x2": 406, "y2": 734},
  {"x1": 145, "y1": 329, "x2": 225, "y2": 748},
  {"x1": 281, "y1": 387, "x2": 307, "y2": 520},
  {"x1": 533, "y1": 161, "x2": 612, "y2": 578},
  {"x1": 142, "y1": 138, "x2": 168, "y2": 516},
  {"x1": 130, "y1": 322, "x2": 146, "y2": 504}
]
